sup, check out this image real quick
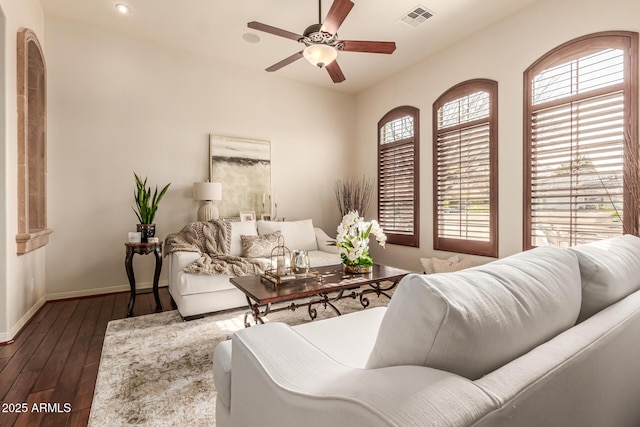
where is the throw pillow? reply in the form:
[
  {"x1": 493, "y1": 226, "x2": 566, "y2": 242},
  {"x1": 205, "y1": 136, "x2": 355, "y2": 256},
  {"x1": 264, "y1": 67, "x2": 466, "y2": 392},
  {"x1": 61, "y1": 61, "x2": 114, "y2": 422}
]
[
  {"x1": 256, "y1": 219, "x2": 318, "y2": 251},
  {"x1": 568, "y1": 234, "x2": 640, "y2": 322},
  {"x1": 241, "y1": 231, "x2": 282, "y2": 258},
  {"x1": 432, "y1": 256, "x2": 474, "y2": 273},
  {"x1": 420, "y1": 255, "x2": 459, "y2": 274},
  {"x1": 230, "y1": 220, "x2": 258, "y2": 256},
  {"x1": 366, "y1": 246, "x2": 582, "y2": 380}
]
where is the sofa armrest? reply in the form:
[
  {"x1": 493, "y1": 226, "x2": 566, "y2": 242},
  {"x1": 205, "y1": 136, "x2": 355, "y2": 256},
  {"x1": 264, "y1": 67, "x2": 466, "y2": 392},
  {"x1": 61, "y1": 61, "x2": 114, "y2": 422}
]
[
  {"x1": 169, "y1": 251, "x2": 201, "y2": 272},
  {"x1": 314, "y1": 227, "x2": 340, "y2": 254},
  {"x1": 229, "y1": 323, "x2": 495, "y2": 427}
]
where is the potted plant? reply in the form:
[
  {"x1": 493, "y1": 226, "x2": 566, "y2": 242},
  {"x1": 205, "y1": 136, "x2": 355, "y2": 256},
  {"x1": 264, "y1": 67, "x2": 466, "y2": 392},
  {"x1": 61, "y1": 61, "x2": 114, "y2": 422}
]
[{"x1": 132, "y1": 173, "x2": 171, "y2": 242}]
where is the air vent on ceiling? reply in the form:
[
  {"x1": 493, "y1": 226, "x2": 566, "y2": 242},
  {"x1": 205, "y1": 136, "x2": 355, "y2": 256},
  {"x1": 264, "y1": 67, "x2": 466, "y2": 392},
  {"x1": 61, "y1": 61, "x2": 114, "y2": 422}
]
[{"x1": 399, "y1": 5, "x2": 433, "y2": 28}]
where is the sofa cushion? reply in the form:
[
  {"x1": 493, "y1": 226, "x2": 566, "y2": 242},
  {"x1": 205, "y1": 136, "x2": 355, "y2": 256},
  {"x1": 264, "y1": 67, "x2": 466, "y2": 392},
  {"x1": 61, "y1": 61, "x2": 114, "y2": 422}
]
[
  {"x1": 366, "y1": 246, "x2": 582, "y2": 380},
  {"x1": 230, "y1": 220, "x2": 257, "y2": 256},
  {"x1": 307, "y1": 250, "x2": 341, "y2": 268},
  {"x1": 257, "y1": 219, "x2": 318, "y2": 251},
  {"x1": 568, "y1": 234, "x2": 640, "y2": 322},
  {"x1": 293, "y1": 307, "x2": 387, "y2": 369},
  {"x1": 241, "y1": 231, "x2": 282, "y2": 258}
]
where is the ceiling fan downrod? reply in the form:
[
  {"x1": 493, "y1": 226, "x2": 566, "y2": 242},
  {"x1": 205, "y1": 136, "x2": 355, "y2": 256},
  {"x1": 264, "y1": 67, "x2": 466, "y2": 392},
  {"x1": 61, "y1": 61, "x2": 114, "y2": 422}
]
[{"x1": 303, "y1": 0, "x2": 338, "y2": 47}]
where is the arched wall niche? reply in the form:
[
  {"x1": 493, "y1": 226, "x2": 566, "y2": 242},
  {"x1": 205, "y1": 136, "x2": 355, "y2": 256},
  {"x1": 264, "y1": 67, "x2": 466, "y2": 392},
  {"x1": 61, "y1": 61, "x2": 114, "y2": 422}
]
[{"x1": 16, "y1": 28, "x2": 52, "y2": 255}]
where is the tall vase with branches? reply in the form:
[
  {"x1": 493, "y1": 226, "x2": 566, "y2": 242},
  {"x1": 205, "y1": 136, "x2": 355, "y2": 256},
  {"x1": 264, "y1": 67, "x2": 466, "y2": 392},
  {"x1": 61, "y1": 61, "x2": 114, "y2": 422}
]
[{"x1": 334, "y1": 176, "x2": 374, "y2": 218}]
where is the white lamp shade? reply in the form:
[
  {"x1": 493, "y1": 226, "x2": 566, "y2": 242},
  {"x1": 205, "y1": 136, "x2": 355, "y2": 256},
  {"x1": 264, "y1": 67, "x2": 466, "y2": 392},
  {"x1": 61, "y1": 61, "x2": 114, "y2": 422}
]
[
  {"x1": 303, "y1": 44, "x2": 338, "y2": 68},
  {"x1": 193, "y1": 182, "x2": 222, "y2": 201}
]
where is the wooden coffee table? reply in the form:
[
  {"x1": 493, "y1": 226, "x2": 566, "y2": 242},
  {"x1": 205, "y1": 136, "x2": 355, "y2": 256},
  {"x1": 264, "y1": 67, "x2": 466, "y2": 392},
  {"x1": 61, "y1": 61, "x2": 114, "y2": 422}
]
[{"x1": 229, "y1": 263, "x2": 412, "y2": 327}]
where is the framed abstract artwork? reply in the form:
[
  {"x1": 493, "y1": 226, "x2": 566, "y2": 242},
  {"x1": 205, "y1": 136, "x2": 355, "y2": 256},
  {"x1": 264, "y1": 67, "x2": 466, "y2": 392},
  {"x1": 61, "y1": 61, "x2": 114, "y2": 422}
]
[{"x1": 209, "y1": 135, "x2": 271, "y2": 219}]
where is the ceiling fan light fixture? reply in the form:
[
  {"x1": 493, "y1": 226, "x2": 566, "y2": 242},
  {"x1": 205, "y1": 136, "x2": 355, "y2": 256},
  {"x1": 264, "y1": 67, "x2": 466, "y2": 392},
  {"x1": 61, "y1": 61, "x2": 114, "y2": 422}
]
[
  {"x1": 248, "y1": 0, "x2": 394, "y2": 83},
  {"x1": 303, "y1": 44, "x2": 338, "y2": 68}
]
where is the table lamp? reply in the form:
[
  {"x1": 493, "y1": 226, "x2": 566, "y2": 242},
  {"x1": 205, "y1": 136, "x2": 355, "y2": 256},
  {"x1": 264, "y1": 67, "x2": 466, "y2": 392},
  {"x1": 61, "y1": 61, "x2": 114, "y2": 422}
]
[{"x1": 193, "y1": 182, "x2": 222, "y2": 221}]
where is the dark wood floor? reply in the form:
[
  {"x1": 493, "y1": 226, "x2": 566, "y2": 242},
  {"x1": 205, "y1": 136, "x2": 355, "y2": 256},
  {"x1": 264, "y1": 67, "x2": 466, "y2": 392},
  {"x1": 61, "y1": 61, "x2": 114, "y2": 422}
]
[{"x1": 0, "y1": 287, "x2": 174, "y2": 427}]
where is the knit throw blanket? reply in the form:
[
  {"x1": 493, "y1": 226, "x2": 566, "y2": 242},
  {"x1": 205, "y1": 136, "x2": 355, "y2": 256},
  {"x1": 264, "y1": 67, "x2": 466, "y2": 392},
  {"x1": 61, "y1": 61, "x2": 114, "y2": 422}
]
[{"x1": 164, "y1": 220, "x2": 265, "y2": 276}]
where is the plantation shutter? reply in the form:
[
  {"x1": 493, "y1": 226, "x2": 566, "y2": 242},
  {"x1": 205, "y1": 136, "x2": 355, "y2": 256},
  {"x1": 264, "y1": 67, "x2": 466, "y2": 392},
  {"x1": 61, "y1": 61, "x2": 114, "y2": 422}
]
[
  {"x1": 433, "y1": 80, "x2": 498, "y2": 257},
  {"x1": 525, "y1": 33, "x2": 639, "y2": 249},
  {"x1": 378, "y1": 107, "x2": 419, "y2": 247}
]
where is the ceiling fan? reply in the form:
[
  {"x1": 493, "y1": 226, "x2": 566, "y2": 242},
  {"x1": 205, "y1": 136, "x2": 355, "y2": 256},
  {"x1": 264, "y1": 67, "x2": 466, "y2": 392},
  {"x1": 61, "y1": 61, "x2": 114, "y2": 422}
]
[{"x1": 248, "y1": 0, "x2": 396, "y2": 83}]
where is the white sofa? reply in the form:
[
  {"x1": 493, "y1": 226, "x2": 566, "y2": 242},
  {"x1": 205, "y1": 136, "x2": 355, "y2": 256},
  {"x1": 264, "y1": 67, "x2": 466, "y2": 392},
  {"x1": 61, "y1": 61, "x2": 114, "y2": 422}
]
[
  {"x1": 214, "y1": 234, "x2": 640, "y2": 426},
  {"x1": 167, "y1": 219, "x2": 341, "y2": 319}
]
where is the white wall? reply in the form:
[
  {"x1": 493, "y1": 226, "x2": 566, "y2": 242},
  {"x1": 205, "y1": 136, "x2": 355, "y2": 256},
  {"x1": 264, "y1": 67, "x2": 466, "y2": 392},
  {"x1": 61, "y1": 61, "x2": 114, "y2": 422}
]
[
  {"x1": 0, "y1": 2, "x2": 5, "y2": 340},
  {"x1": 44, "y1": 15, "x2": 356, "y2": 299},
  {"x1": 355, "y1": 0, "x2": 640, "y2": 272},
  {"x1": 0, "y1": 0, "x2": 46, "y2": 342}
]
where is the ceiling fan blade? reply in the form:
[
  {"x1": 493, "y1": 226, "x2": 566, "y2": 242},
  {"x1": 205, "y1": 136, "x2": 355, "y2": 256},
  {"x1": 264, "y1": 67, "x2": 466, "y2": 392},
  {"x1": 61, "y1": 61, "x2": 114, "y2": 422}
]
[
  {"x1": 341, "y1": 40, "x2": 396, "y2": 54},
  {"x1": 320, "y1": 0, "x2": 354, "y2": 35},
  {"x1": 266, "y1": 51, "x2": 304, "y2": 72},
  {"x1": 247, "y1": 21, "x2": 303, "y2": 42},
  {"x1": 326, "y1": 61, "x2": 346, "y2": 83}
]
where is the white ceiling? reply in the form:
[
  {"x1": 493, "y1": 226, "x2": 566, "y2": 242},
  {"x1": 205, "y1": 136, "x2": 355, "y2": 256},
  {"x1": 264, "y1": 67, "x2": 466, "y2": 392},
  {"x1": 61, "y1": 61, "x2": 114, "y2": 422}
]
[{"x1": 39, "y1": 0, "x2": 539, "y2": 94}]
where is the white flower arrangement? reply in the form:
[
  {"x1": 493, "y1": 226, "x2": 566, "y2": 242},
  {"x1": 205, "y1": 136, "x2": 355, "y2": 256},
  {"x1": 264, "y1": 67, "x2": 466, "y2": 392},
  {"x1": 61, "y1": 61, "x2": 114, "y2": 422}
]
[{"x1": 331, "y1": 210, "x2": 386, "y2": 268}]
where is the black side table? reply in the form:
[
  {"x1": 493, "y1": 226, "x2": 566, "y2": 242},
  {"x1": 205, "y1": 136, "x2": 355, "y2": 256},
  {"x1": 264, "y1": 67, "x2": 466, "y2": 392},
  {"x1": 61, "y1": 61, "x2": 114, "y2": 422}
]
[{"x1": 124, "y1": 242, "x2": 163, "y2": 317}]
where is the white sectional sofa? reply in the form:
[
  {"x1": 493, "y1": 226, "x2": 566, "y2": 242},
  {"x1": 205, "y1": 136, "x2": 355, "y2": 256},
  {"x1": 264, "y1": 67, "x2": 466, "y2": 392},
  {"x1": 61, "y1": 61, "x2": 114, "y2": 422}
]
[
  {"x1": 167, "y1": 219, "x2": 341, "y2": 319},
  {"x1": 214, "y1": 234, "x2": 640, "y2": 426}
]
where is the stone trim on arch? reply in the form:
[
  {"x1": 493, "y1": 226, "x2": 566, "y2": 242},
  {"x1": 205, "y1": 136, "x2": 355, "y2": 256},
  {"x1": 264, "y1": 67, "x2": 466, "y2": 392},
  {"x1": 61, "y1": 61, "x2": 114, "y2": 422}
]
[{"x1": 16, "y1": 28, "x2": 52, "y2": 255}]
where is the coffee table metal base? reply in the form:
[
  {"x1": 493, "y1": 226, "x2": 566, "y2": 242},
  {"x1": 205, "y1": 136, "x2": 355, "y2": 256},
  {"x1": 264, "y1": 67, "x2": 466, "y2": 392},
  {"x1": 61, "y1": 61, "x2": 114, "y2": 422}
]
[{"x1": 243, "y1": 279, "x2": 398, "y2": 327}]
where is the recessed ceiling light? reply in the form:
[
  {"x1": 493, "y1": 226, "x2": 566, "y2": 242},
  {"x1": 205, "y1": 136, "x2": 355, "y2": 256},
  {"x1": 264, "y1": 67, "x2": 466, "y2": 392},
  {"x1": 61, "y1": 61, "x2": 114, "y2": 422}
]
[
  {"x1": 116, "y1": 3, "x2": 131, "y2": 14},
  {"x1": 242, "y1": 33, "x2": 261, "y2": 44}
]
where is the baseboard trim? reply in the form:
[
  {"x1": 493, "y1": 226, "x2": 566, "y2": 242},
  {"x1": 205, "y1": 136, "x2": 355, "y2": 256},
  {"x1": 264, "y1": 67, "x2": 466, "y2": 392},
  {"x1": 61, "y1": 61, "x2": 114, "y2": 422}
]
[
  {"x1": 1, "y1": 281, "x2": 169, "y2": 343},
  {"x1": 46, "y1": 280, "x2": 168, "y2": 301},
  {"x1": 0, "y1": 295, "x2": 47, "y2": 344}
]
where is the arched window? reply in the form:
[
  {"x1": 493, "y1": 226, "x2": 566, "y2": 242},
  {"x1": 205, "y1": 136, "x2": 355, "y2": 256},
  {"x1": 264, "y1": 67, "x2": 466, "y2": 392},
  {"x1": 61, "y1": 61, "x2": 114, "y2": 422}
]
[
  {"x1": 433, "y1": 79, "x2": 498, "y2": 257},
  {"x1": 524, "y1": 31, "x2": 639, "y2": 249},
  {"x1": 377, "y1": 106, "x2": 419, "y2": 247}
]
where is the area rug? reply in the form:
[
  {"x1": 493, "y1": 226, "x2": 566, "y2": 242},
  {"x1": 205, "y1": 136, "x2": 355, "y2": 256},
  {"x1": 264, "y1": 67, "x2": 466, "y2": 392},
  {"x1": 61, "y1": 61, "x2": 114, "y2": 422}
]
[{"x1": 88, "y1": 295, "x2": 390, "y2": 427}]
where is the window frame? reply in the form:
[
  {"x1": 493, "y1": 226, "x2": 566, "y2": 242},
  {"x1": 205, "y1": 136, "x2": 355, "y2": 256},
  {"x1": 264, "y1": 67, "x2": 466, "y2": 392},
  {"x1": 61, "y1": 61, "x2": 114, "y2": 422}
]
[
  {"x1": 377, "y1": 106, "x2": 420, "y2": 247},
  {"x1": 523, "y1": 31, "x2": 639, "y2": 250},
  {"x1": 432, "y1": 79, "x2": 499, "y2": 257}
]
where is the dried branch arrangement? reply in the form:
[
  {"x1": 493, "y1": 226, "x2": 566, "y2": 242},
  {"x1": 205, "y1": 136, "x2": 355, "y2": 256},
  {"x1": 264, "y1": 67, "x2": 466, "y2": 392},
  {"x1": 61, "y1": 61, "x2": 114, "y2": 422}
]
[{"x1": 334, "y1": 176, "x2": 375, "y2": 218}]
